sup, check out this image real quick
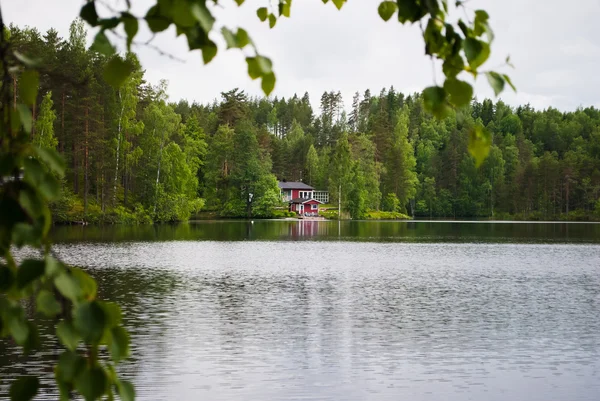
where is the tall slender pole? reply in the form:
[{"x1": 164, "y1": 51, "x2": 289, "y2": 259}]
[{"x1": 338, "y1": 184, "x2": 341, "y2": 220}]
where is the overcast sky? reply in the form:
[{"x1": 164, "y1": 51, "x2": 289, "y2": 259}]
[{"x1": 5, "y1": 0, "x2": 600, "y2": 112}]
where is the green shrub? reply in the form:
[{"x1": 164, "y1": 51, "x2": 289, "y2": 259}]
[{"x1": 364, "y1": 210, "x2": 411, "y2": 220}]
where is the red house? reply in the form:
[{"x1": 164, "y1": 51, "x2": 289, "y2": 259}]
[{"x1": 278, "y1": 181, "x2": 327, "y2": 215}]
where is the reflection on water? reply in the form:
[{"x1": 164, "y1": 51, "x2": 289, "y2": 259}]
[
  {"x1": 50, "y1": 219, "x2": 600, "y2": 244},
  {"x1": 1, "y1": 222, "x2": 600, "y2": 400}
]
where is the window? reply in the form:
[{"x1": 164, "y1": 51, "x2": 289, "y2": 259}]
[
  {"x1": 299, "y1": 191, "x2": 312, "y2": 199},
  {"x1": 311, "y1": 204, "x2": 318, "y2": 210},
  {"x1": 313, "y1": 191, "x2": 329, "y2": 203}
]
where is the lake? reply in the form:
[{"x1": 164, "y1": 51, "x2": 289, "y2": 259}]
[{"x1": 2, "y1": 220, "x2": 600, "y2": 400}]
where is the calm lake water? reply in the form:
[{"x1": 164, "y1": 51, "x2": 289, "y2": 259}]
[{"x1": 2, "y1": 220, "x2": 600, "y2": 400}]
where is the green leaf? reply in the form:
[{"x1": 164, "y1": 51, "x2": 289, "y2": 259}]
[
  {"x1": 74, "y1": 365, "x2": 107, "y2": 401},
  {"x1": 23, "y1": 158, "x2": 60, "y2": 200},
  {"x1": 9, "y1": 376, "x2": 39, "y2": 401},
  {"x1": 280, "y1": 0, "x2": 292, "y2": 17},
  {"x1": 100, "y1": 301, "x2": 123, "y2": 328},
  {"x1": 503, "y1": 74, "x2": 516, "y2": 91},
  {"x1": 36, "y1": 290, "x2": 62, "y2": 317},
  {"x1": 99, "y1": 17, "x2": 121, "y2": 30},
  {"x1": 23, "y1": 321, "x2": 39, "y2": 353},
  {"x1": 56, "y1": 379, "x2": 70, "y2": 401},
  {"x1": 0, "y1": 263, "x2": 14, "y2": 291},
  {"x1": 463, "y1": 38, "x2": 490, "y2": 70},
  {"x1": 56, "y1": 321, "x2": 81, "y2": 351},
  {"x1": 90, "y1": 31, "x2": 115, "y2": 56},
  {"x1": 17, "y1": 259, "x2": 45, "y2": 290},
  {"x1": 108, "y1": 326, "x2": 130, "y2": 362},
  {"x1": 396, "y1": 0, "x2": 426, "y2": 23},
  {"x1": 145, "y1": 5, "x2": 171, "y2": 33},
  {"x1": 55, "y1": 268, "x2": 97, "y2": 302},
  {"x1": 485, "y1": 71, "x2": 504, "y2": 96},
  {"x1": 56, "y1": 351, "x2": 86, "y2": 382},
  {"x1": 246, "y1": 56, "x2": 273, "y2": 80},
  {"x1": 257, "y1": 7, "x2": 268, "y2": 21},
  {"x1": 222, "y1": 28, "x2": 237, "y2": 48},
  {"x1": 172, "y1": 0, "x2": 196, "y2": 27},
  {"x1": 424, "y1": 18, "x2": 444, "y2": 55},
  {"x1": 103, "y1": 56, "x2": 135, "y2": 88},
  {"x1": 474, "y1": 9, "x2": 493, "y2": 42},
  {"x1": 45, "y1": 255, "x2": 65, "y2": 277},
  {"x1": 19, "y1": 186, "x2": 44, "y2": 219},
  {"x1": 261, "y1": 72, "x2": 276, "y2": 95},
  {"x1": 13, "y1": 52, "x2": 41, "y2": 68},
  {"x1": 468, "y1": 125, "x2": 492, "y2": 167},
  {"x1": 74, "y1": 301, "x2": 107, "y2": 344},
  {"x1": 116, "y1": 380, "x2": 135, "y2": 401},
  {"x1": 0, "y1": 152, "x2": 16, "y2": 176},
  {"x1": 35, "y1": 147, "x2": 66, "y2": 177},
  {"x1": 12, "y1": 223, "x2": 42, "y2": 248},
  {"x1": 236, "y1": 28, "x2": 250, "y2": 48},
  {"x1": 269, "y1": 14, "x2": 277, "y2": 28},
  {"x1": 422, "y1": 86, "x2": 451, "y2": 119},
  {"x1": 17, "y1": 104, "x2": 32, "y2": 133},
  {"x1": 7, "y1": 307, "x2": 29, "y2": 345},
  {"x1": 444, "y1": 77, "x2": 473, "y2": 107},
  {"x1": 80, "y1": 1, "x2": 99, "y2": 26},
  {"x1": 378, "y1": 1, "x2": 398, "y2": 21},
  {"x1": 201, "y1": 42, "x2": 218, "y2": 64},
  {"x1": 222, "y1": 28, "x2": 250, "y2": 49},
  {"x1": 122, "y1": 14, "x2": 139, "y2": 51},
  {"x1": 190, "y1": 3, "x2": 215, "y2": 32},
  {"x1": 19, "y1": 70, "x2": 39, "y2": 106},
  {"x1": 442, "y1": 54, "x2": 464, "y2": 78},
  {"x1": 234, "y1": 0, "x2": 245, "y2": 5},
  {"x1": 332, "y1": 0, "x2": 346, "y2": 10}
]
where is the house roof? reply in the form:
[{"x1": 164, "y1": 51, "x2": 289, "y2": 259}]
[
  {"x1": 289, "y1": 198, "x2": 324, "y2": 204},
  {"x1": 278, "y1": 181, "x2": 314, "y2": 190}
]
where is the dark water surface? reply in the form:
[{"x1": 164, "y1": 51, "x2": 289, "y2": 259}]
[{"x1": 2, "y1": 220, "x2": 600, "y2": 400}]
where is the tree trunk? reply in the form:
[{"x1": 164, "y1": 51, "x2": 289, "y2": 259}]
[
  {"x1": 124, "y1": 132, "x2": 128, "y2": 207},
  {"x1": 60, "y1": 88, "x2": 65, "y2": 153},
  {"x1": 114, "y1": 90, "x2": 125, "y2": 205},
  {"x1": 124, "y1": 171, "x2": 128, "y2": 207},
  {"x1": 84, "y1": 104, "x2": 89, "y2": 218},
  {"x1": 565, "y1": 177, "x2": 570, "y2": 215},
  {"x1": 153, "y1": 129, "x2": 163, "y2": 215},
  {"x1": 338, "y1": 184, "x2": 341, "y2": 219},
  {"x1": 73, "y1": 139, "x2": 78, "y2": 194}
]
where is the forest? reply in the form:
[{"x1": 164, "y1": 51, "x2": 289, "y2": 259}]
[{"x1": 10, "y1": 20, "x2": 600, "y2": 223}]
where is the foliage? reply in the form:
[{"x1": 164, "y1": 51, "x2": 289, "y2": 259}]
[
  {"x1": 382, "y1": 193, "x2": 400, "y2": 212},
  {"x1": 1, "y1": 20, "x2": 133, "y2": 401},
  {"x1": 78, "y1": 0, "x2": 511, "y2": 129},
  {"x1": 33, "y1": 92, "x2": 58, "y2": 149},
  {"x1": 364, "y1": 210, "x2": 411, "y2": 220},
  {"x1": 3, "y1": 0, "x2": 514, "y2": 399},
  {"x1": 272, "y1": 209, "x2": 296, "y2": 219}
]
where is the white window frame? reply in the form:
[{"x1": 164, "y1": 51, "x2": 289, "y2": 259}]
[{"x1": 311, "y1": 204, "x2": 318, "y2": 210}]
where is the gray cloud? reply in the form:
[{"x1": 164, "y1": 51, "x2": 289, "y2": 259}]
[{"x1": 5, "y1": 0, "x2": 599, "y2": 111}]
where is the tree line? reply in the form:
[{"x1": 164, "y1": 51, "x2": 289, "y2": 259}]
[{"x1": 10, "y1": 21, "x2": 600, "y2": 222}]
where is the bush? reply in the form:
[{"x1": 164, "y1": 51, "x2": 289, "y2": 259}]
[
  {"x1": 364, "y1": 210, "x2": 411, "y2": 220},
  {"x1": 319, "y1": 210, "x2": 339, "y2": 220},
  {"x1": 272, "y1": 210, "x2": 296, "y2": 218}
]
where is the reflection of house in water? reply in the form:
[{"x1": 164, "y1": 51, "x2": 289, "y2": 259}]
[{"x1": 288, "y1": 220, "x2": 328, "y2": 239}]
